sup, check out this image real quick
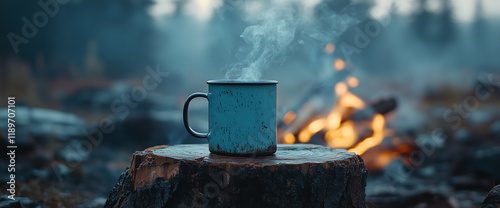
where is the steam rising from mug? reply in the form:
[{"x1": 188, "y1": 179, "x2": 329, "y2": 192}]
[
  {"x1": 225, "y1": 3, "x2": 297, "y2": 81},
  {"x1": 225, "y1": 0, "x2": 361, "y2": 81}
]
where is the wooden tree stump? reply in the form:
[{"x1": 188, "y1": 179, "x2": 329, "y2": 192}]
[
  {"x1": 482, "y1": 185, "x2": 500, "y2": 208},
  {"x1": 105, "y1": 144, "x2": 367, "y2": 208}
]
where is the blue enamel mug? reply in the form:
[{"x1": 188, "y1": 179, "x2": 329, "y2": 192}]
[{"x1": 183, "y1": 80, "x2": 278, "y2": 156}]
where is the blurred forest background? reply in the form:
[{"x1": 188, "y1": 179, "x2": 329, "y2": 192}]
[{"x1": 0, "y1": 0, "x2": 500, "y2": 207}]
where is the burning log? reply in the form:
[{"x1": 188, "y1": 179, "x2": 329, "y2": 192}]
[
  {"x1": 278, "y1": 69, "x2": 351, "y2": 129},
  {"x1": 280, "y1": 95, "x2": 397, "y2": 151},
  {"x1": 342, "y1": 97, "x2": 397, "y2": 123},
  {"x1": 105, "y1": 144, "x2": 367, "y2": 207}
]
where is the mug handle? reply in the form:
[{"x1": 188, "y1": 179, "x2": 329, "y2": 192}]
[{"x1": 183, "y1": 92, "x2": 209, "y2": 138}]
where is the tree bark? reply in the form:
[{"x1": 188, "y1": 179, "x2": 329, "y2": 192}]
[
  {"x1": 105, "y1": 144, "x2": 367, "y2": 208},
  {"x1": 482, "y1": 185, "x2": 500, "y2": 208}
]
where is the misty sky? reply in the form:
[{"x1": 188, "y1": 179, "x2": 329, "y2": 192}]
[
  {"x1": 373, "y1": 0, "x2": 500, "y2": 22},
  {"x1": 149, "y1": 0, "x2": 500, "y2": 23}
]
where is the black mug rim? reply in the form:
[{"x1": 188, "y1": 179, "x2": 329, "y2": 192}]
[{"x1": 207, "y1": 79, "x2": 278, "y2": 85}]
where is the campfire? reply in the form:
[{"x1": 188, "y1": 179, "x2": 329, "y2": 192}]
[{"x1": 278, "y1": 43, "x2": 401, "y2": 170}]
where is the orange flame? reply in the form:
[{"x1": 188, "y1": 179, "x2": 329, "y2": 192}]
[
  {"x1": 298, "y1": 119, "x2": 325, "y2": 143},
  {"x1": 339, "y1": 92, "x2": 365, "y2": 109},
  {"x1": 347, "y1": 76, "x2": 359, "y2": 88},
  {"x1": 283, "y1": 132, "x2": 296, "y2": 144},
  {"x1": 325, "y1": 121, "x2": 357, "y2": 148},
  {"x1": 308, "y1": 119, "x2": 326, "y2": 133},
  {"x1": 348, "y1": 114, "x2": 385, "y2": 155},
  {"x1": 282, "y1": 111, "x2": 296, "y2": 125},
  {"x1": 298, "y1": 130, "x2": 312, "y2": 143},
  {"x1": 326, "y1": 108, "x2": 342, "y2": 129},
  {"x1": 334, "y1": 58, "x2": 345, "y2": 71},
  {"x1": 297, "y1": 88, "x2": 367, "y2": 146}
]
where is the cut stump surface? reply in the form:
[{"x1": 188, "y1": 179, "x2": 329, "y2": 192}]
[{"x1": 105, "y1": 144, "x2": 367, "y2": 208}]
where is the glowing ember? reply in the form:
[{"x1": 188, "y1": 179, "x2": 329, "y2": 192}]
[
  {"x1": 334, "y1": 58, "x2": 345, "y2": 71},
  {"x1": 373, "y1": 152, "x2": 398, "y2": 169},
  {"x1": 395, "y1": 144, "x2": 413, "y2": 154},
  {"x1": 283, "y1": 132, "x2": 296, "y2": 144},
  {"x1": 335, "y1": 82, "x2": 348, "y2": 96},
  {"x1": 364, "y1": 150, "x2": 399, "y2": 170},
  {"x1": 339, "y1": 92, "x2": 365, "y2": 109},
  {"x1": 282, "y1": 111, "x2": 296, "y2": 125},
  {"x1": 346, "y1": 76, "x2": 359, "y2": 87},
  {"x1": 298, "y1": 130, "x2": 312, "y2": 143},
  {"x1": 325, "y1": 43, "x2": 335, "y2": 54}
]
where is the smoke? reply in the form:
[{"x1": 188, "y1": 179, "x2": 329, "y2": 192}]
[
  {"x1": 225, "y1": 1, "x2": 298, "y2": 80},
  {"x1": 225, "y1": 0, "x2": 363, "y2": 81}
]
